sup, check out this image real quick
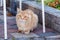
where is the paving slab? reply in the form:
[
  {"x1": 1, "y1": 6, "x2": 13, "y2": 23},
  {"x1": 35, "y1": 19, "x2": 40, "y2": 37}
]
[
  {"x1": 0, "y1": 38, "x2": 4, "y2": 40},
  {"x1": 10, "y1": 32, "x2": 60, "y2": 40},
  {"x1": 0, "y1": 15, "x2": 4, "y2": 38},
  {"x1": 11, "y1": 33, "x2": 43, "y2": 40},
  {"x1": 0, "y1": 8, "x2": 4, "y2": 38}
]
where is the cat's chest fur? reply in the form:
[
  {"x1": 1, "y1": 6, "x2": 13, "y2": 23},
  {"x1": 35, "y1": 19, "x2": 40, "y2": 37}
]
[{"x1": 18, "y1": 14, "x2": 31, "y2": 26}]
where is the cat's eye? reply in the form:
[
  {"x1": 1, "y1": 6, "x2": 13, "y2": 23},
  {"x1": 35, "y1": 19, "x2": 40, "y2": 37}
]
[
  {"x1": 19, "y1": 15, "x2": 21, "y2": 17},
  {"x1": 24, "y1": 16, "x2": 27, "y2": 18}
]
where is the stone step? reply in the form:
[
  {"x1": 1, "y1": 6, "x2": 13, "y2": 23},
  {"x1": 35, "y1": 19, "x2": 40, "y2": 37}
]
[
  {"x1": 0, "y1": 15, "x2": 4, "y2": 20},
  {"x1": 8, "y1": 24, "x2": 60, "y2": 40},
  {"x1": 11, "y1": 33, "x2": 42, "y2": 40},
  {"x1": 10, "y1": 32, "x2": 60, "y2": 40}
]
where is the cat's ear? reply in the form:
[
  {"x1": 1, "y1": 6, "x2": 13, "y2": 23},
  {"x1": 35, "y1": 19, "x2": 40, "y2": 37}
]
[
  {"x1": 17, "y1": 8, "x2": 22, "y2": 13},
  {"x1": 17, "y1": 8, "x2": 20, "y2": 13}
]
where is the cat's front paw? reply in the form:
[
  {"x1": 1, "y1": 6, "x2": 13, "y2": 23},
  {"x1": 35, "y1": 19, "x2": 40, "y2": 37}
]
[
  {"x1": 24, "y1": 31, "x2": 30, "y2": 34},
  {"x1": 17, "y1": 30, "x2": 21, "y2": 33}
]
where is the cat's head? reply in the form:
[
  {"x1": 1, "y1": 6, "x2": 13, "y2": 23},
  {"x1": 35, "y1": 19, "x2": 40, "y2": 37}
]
[
  {"x1": 17, "y1": 8, "x2": 33, "y2": 20},
  {"x1": 17, "y1": 9, "x2": 31, "y2": 20}
]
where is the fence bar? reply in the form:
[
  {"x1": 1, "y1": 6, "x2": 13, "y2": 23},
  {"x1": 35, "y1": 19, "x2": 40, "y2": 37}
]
[
  {"x1": 3, "y1": 0, "x2": 7, "y2": 39},
  {"x1": 42, "y1": 0, "x2": 46, "y2": 33},
  {"x1": 19, "y1": 0, "x2": 22, "y2": 11}
]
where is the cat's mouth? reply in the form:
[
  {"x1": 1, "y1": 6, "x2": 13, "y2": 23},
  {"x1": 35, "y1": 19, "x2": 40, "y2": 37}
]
[{"x1": 19, "y1": 19, "x2": 26, "y2": 24}]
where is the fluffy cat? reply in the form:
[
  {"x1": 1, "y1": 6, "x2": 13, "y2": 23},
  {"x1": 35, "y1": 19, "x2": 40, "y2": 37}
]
[{"x1": 16, "y1": 8, "x2": 38, "y2": 34}]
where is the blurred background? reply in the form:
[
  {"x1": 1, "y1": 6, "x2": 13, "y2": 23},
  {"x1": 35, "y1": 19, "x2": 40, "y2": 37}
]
[{"x1": 2, "y1": 0, "x2": 60, "y2": 40}]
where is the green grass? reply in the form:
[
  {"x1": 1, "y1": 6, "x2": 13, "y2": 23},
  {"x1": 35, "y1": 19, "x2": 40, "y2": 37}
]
[
  {"x1": 44, "y1": 0, "x2": 55, "y2": 5},
  {"x1": 36, "y1": 0, "x2": 41, "y2": 3},
  {"x1": 56, "y1": 4, "x2": 60, "y2": 10}
]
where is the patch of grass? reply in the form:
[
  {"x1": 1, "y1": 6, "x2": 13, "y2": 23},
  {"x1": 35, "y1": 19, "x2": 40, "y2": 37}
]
[
  {"x1": 12, "y1": 37, "x2": 15, "y2": 40},
  {"x1": 44, "y1": 0, "x2": 60, "y2": 10},
  {"x1": 44, "y1": 0, "x2": 55, "y2": 5},
  {"x1": 36, "y1": 0, "x2": 41, "y2": 3}
]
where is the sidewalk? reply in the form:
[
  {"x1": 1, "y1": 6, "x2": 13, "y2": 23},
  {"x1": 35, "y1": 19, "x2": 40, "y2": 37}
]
[{"x1": 7, "y1": 16, "x2": 60, "y2": 40}]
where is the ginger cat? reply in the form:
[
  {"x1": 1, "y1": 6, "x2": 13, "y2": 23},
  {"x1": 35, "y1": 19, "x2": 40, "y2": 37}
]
[{"x1": 16, "y1": 8, "x2": 38, "y2": 34}]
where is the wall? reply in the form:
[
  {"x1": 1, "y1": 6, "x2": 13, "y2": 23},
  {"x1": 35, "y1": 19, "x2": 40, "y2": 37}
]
[
  {"x1": 22, "y1": 1, "x2": 60, "y2": 32},
  {"x1": 0, "y1": 0, "x2": 3, "y2": 7}
]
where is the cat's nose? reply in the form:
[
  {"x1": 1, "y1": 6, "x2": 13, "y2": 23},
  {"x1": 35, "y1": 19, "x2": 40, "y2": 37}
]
[{"x1": 22, "y1": 17, "x2": 24, "y2": 19}]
